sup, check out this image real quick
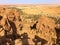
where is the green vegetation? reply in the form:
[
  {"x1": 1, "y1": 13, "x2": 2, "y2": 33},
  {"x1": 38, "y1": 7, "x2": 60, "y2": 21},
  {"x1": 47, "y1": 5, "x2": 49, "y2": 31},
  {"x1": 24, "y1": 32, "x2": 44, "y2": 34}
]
[
  {"x1": 8, "y1": 7, "x2": 24, "y2": 15},
  {"x1": 22, "y1": 15, "x2": 40, "y2": 20}
]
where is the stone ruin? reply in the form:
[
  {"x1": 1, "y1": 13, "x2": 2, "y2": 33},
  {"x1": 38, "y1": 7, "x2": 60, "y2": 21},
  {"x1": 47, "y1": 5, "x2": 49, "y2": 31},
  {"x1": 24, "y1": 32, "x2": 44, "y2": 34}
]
[{"x1": 0, "y1": 7, "x2": 59, "y2": 45}]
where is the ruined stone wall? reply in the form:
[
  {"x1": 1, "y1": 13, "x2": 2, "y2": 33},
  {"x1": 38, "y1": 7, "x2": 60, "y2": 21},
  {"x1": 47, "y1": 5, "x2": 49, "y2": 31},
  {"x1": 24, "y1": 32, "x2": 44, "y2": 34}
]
[{"x1": 0, "y1": 7, "x2": 58, "y2": 45}]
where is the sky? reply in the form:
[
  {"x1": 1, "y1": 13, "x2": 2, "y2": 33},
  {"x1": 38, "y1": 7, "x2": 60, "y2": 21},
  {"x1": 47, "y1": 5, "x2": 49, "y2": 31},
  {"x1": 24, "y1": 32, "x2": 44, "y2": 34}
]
[{"x1": 0, "y1": 0, "x2": 60, "y2": 4}]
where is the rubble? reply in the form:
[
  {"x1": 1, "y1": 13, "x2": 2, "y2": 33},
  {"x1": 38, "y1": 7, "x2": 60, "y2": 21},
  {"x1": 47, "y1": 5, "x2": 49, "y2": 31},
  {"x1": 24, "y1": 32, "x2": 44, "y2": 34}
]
[{"x1": 0, "y1": 7, "x2": 59, "y2": 45}]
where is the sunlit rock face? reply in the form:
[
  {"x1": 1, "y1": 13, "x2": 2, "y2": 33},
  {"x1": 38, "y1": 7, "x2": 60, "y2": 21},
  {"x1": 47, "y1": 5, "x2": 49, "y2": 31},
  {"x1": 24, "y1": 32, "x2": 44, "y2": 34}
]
[
  {"x1": 0, "y1": 6, "x2": 59, "y2": 45},
  {"x1": 36, "y1": 16, "x2": 57, "y2": 45}
]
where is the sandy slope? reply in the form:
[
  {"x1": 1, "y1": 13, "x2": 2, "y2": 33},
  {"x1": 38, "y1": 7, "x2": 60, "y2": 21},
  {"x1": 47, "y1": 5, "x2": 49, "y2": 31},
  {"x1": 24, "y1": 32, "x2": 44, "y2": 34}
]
[{"x1": 17, "y1": 5, "x2": 60, "y2": 18}]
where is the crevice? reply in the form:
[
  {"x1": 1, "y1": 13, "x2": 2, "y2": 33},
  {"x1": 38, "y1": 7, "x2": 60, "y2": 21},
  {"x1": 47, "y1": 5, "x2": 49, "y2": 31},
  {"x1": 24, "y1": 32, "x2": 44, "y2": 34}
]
[{"x1": 30, "y1": 21, "x2": 38, "y2": 30}]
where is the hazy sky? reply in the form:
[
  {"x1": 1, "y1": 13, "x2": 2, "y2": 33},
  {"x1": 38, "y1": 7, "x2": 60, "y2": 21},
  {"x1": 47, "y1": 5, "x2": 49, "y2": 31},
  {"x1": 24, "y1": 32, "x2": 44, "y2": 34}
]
[{"x1": 0, "y1": 0, "x2": 60, "y2": 4}]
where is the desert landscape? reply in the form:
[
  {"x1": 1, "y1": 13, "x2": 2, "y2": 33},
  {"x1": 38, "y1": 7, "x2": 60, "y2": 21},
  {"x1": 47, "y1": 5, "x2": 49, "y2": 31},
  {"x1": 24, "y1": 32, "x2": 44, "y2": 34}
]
[{"x1": 0, "y1": 5, "x2": 60, "y2": 45}]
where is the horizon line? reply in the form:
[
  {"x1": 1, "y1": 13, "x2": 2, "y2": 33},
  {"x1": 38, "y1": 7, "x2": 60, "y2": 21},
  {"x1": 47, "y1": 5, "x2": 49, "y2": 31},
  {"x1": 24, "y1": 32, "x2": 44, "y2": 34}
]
[{"x1": 0, "y1": 4, "x2": 60, "y2": 6}]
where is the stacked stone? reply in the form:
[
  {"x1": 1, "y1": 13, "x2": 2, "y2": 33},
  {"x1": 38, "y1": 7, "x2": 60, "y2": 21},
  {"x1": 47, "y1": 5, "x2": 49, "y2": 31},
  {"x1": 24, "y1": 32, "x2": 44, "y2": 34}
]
[
  {"x1": 36, "y1": 16, "x2": 57, "y2": 45},
  {"x1": 0, "y1": 7, "x2": 57, "y2": 45}
]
